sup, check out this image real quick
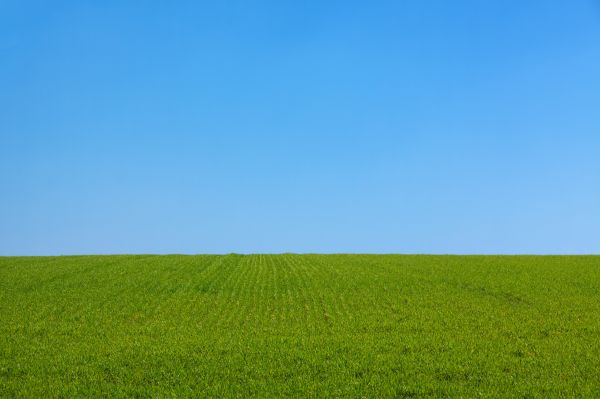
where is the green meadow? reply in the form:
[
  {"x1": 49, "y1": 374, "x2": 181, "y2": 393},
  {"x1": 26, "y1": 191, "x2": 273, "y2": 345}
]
[{"x1": 1, "y1": 255, "x2": 599, "y2": 397}]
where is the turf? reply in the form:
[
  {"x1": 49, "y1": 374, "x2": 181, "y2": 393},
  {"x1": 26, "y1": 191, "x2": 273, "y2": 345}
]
[{"x1": 1, "y1": 254, "x2": 599, "y2": 397}]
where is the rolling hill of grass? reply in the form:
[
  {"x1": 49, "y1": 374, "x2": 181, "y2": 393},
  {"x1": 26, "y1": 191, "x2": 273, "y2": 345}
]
[{"x1": 1, "y1": 254, "x2": 599, "y2": 397}]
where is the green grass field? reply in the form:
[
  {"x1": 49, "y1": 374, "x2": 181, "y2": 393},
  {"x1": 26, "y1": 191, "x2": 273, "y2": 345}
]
[{"x1": 1, "y1": 255, "x2": 599, "y2": 398}]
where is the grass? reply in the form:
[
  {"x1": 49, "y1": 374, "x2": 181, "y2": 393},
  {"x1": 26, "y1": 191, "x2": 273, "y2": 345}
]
[{"x1": 1, "y1": 254, "x2": 599, "y2": 398}]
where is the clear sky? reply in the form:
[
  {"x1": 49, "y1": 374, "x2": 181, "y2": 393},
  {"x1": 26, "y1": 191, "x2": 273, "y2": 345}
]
[{"x1": 1, "y1": 1, "x2": 599, "y2": 255}]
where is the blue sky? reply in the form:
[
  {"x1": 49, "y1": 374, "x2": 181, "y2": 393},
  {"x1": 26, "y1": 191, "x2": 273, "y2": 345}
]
[{"x1": 1, "y1": 1, "x2": 599, "y2": 255}]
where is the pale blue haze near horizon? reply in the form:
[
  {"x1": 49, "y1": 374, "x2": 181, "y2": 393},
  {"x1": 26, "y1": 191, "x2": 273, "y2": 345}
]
[{"x1": 1, "y1": 1, "x2": 600, "y2": 255}]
